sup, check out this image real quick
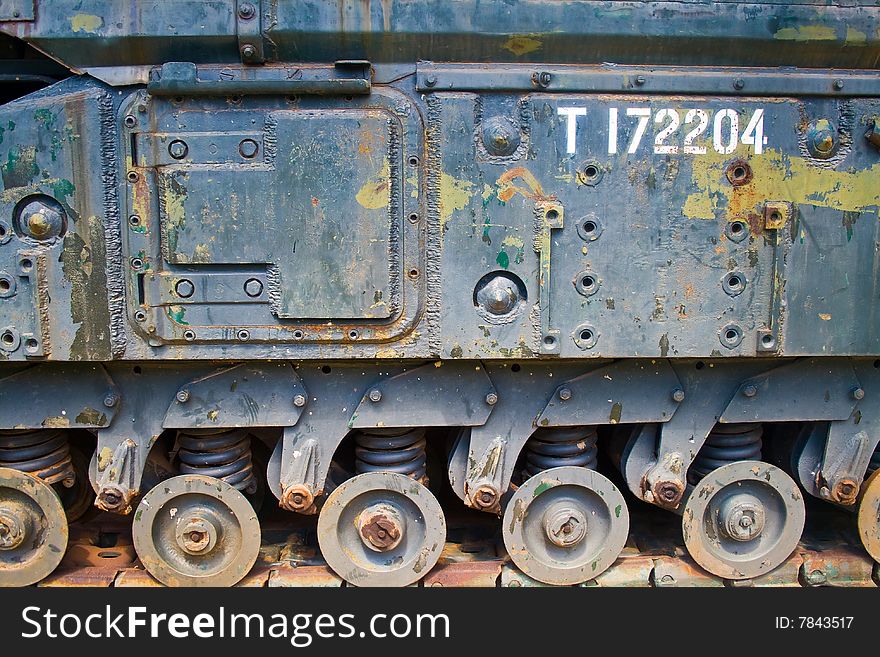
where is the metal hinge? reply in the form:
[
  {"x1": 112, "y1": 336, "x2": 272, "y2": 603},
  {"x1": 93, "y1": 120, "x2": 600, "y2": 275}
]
[{"x1": 146, "y1": 61, "x2": 371, "y2": 97}]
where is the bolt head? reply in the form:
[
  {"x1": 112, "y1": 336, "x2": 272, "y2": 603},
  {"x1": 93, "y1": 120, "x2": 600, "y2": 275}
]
[
  {"x1": 281, "y1": 485, "x2": 314, "y2": 512},
  {"x1": 472, "y1": 485, "x2": 498, "y2": 510},
  {"x1": 238, "y1": 2, "x2": 255, "y2": 18},
  {"x1": 481, "y1": 116, "x2": 521, "y2": 157},
  {"x1": 357, "y1": 505, "x2": 404, "y2": 552},
  {"x1": 168, "y1": 139, "x2": 189, "y2": 159},
  {"x1": 368, "y1": 389, "x2": 382, "y2": 403},
  {"x1": 103, "y1": 393, "x2": 119, "y2": 408},
  {"x1": 96, "y1": 486, "x2": 127, "y2": 512},
  {"x1": 175, "y1": 279, "x2": 195, "y2": 298},
  {"x1": 832, "y1": 478, "x2": 859, "y2": 506},
  {"x1": 485, "y1": 392, "x2": 498, "y2": 405},
  {"x1": 239, "y1": 139, "x2": 259, "y2": 159},
  {"x1": 807, "y1": 120, "x2": 839, "y2": 159},
  {"x1": 17, "y1": 197, "x2": 66, "y2": 241},
  {"x1": 0, "y1": 507, "x2": 26, "y2": 550},
  {"x1": 176, "y1": 389, "x2": 190, "y2": 403},
  {"x1": 718, "y1": 493, "x2": 765, "y2": 542},
  {"x1": 634, "y1": 74, "x2": 646, "y2": 86},
  {"x1": 733, "y1": 78, "x2": 745, "y2": 90},
  {"x1": 743, "y1": 384, "x2": 758, "y2": 398},
  {"x1": 672, "y1": 388, "x2": 685, "y2": 402},
  {"x1": 475, "y1": 274, "x2": 522, "y2": 317},
  {"x1": 240, "y1": 44, "x2": 257, "y2": 59},
  {"x1": 293, "y1": 394, "x2": 306, "y2": 407},
  {"x1": 852, "y1": 387, "x2": 865, "y2": 401},
  {"x1": 243, "y1": 278, "x2": 263, "y2": 297},
  {"x1": 558, "y1": 387, "x2": 572, "y2": 401},
  {"x1": 652, "y1": 480, "x2": 684, "y2": 507},
  {"x1": 424, "y1": 75, "x2": 437, "y2": 87}
]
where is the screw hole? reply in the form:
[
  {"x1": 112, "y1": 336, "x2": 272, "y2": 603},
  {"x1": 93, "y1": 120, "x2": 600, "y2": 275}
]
[
  {"x1": 695, "y1": 361, "x2": 705, "y2": 370},
  {"x1": 292, "y1": 330, "x2": 304, "y2": 340},
  {"x1": 761, "y1": 334, "x2": 774, "y2": 346},
  {"x1": 19, "y1": 259, "x2": 32, "y2": 272},
  {"x1": 408, "y1": 156, "x2": 419, "y2": 166},
  {"x1": 408, "y1": 268, "x2": 419, "y2": 279},
  {"x1": 770, "y1": 211, "x2": 780, "y2": 223},
  {"x1": 546, "y1": 209, "x2": 559, "y2": 221},
  {"x1": 408, "y1": 212, "x2": 419, "y2": 223},
  {"x1": 0, "y1": 280, "x2": 9, "y2": 292},
  {"x1": 543, "y1": 335, "x2": 556, "y2": 346},
  {"x1": 183, "y1": 329, "x2": 196, "y2": 341},
  {"x1": 584, "y1": 165, "x2": 598, "y2": 178},
  {"x1": 730, "y1": 222, "x2": 743, "y2": 234},
  {"x1": 133, "y1": 366, "x2": 142, "y2": 375},
  {"x1": 25, "y1": 338, "x2": 38, "y2": 351},
  {"x1": 128, "y1": 215, "x2": 141, "y2": 226},
  {"x1": 127, "y1": 171, "x2": 139, "y2": 183},
  {"x1": 583, "y1": 221, "x2": 597, "y2": 233},
  {"x1": 581, "y1": 276, "x2": 595, "y2": 288},
  {"x1": 321, "y1": 365, "x2": 332, "y2": 374},
  {"x1": 237, "y1": 329, "x2": 250, "y2": 341},
  {"x1": 874, "y1": 359, "x2": 880, "y2": 369},
  {"x1": 580, "y1": 329, "x2": 593, "y2": 341},
  {"x1": 511, "y1": 363, "x2": 521, "y2": 372},
  {"x1": 1, "y1": 332, "x2": 14, "y2": 345},
  {"x1": 348, "y1": 329, "x2": 359, "y2": 340},
  {"x1": 726, "y1": 329, "x2": 738, "y2": 340}
]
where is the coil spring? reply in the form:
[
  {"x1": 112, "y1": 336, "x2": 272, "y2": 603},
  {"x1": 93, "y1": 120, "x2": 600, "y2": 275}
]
[
  {"x1": 523, "y1": 426, "x2": 598, "y2": 478},
  {"x1": 177, "y1": 428, "x2": 256, "y2": 493},
  {"x1": 0, "y1": 429, "x2": 75, "y2": 486},
  {"x1": 688, "y1": 423, "x2": 763, "y2": 484},
  {"x1": 354, "y1": 428, "x2": 427, "y2": 482}
]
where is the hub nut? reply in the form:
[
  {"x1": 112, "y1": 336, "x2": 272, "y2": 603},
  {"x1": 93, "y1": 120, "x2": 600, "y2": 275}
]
[
  {"x1": 175, "y1": 515, "x2": 219, "y2": 555},
  {"x1": 543, "y1": 504, "x2": 588, "y2": 548},
  {"x1": 472, "y1": 485, "x2": 499, "y2": 510},
  {"x1": 718, "y1": 493, "x2": 765, "y2": 542},
  {"x1": 357, "y1": 504, "x2": 404, "y2": 552},
  {"x1": 281, "y1": 484, "x2": 314, "y2": 512},
  {"x1": 0, "y1": 505, "x2": 28, "y2": 550}
]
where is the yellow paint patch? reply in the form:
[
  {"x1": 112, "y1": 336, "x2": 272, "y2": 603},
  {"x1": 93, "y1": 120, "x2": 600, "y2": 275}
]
[
  {"x1": 774, "y1": 25, "x2": 837, "y2": 41},
  {"x1": 683, "y1": 149, "x2": 880, "y2": 220},
  {"x1": 501, "y1": 235, "x2": 524, "y2": 249},
  {"x1": 70, "y1": 13, "x2": 103, "y2": 33},
  {"x1": 439, "y1": 173, "x2": 475, "y2": 225},
  {"x1": 355, "y1": 162, "x2": 391, "y2": 209},
  {"x1": 846, "y1": 27, "x2": 867, "y2": 45},
  {"x1": 503, "y1": 35, "x2": 543, "y2": 56},
  {"x1": 819, "y1": 313, "x2": 832, "y2": 321}
]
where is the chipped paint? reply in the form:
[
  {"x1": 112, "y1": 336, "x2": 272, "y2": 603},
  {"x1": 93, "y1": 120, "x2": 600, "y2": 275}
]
[
  {"x1": 774, "y1": 25, "x2": 837, "y2": 41},
  {"x1": 503, "y1": 35, "x2": 543, "y2": 56},
  {"x1": 355, "y1": 161, "x2": 391, "y2": 209},
  {"x1": 70, "y1": 13, "x2": 103, "y2": 33},
  {"x1": 683, "y1": 150, "x2": 880, "y2": 220},
  {"x1": 439, "y1": 173, "x2": 475, "y2": 226}
]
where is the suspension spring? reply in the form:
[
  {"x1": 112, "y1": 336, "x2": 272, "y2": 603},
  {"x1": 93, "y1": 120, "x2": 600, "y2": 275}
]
[
  {"x1": 689, "y1": 423, "x2": 763, "y2": 484},
  {"x1": 523, "y1": 426, "x2": 598, "y2": 478},
  {"x1": 354, "y1": 428, "x2": 427, "y2": 483},
  {"x1": 176, "y1": 428, "x2": 256, "y2": 494},
  {"x1": 0, "y1": 429, "x2": 75, "y2": 486}
]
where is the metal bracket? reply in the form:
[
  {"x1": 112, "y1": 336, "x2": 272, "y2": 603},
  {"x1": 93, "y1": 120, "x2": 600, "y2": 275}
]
[
  {"x1": 535, "y1": 200, "x2": 563, "y2": 355},
  {"x1": 163, "y1": 363, "x2": 306, "y2": 429},
  {"x1": 537, "y1": 359, "x2": 684, "y2": 426},
  {"x1": 0, "y1": 363, "x2": 119, "y2": 429},
  {"x1": 93, "y1": 438, "x2": 139, "y2": 514},
  {"x1": 236, "y1": 0, "x2": 265, "y2": 64},
  {"x1": 349, "y1": 361, "x2": 496, "y2": 429}
]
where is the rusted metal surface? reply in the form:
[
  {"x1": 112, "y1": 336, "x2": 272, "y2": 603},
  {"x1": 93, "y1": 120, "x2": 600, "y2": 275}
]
[
  {"x1": 425, "y1": 561, "x2": 502, "y2": 588},
  {"x1": 39, "y1": 566, "x2": 120, "y2": 588},
  {"x1": 268, "y1": 564, "x2": 342, "y2": 588},
  {"x1": 800, "y1": 547, "x2": 876, "y2": 587},
  {"x1": 651, "y1": 556, "x2": 725, "y2": 588}
]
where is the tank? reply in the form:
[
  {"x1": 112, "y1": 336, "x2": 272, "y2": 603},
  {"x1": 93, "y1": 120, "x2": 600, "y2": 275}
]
[{"x1": 0, "y1": 0, "x2": 879, "y2": 588}]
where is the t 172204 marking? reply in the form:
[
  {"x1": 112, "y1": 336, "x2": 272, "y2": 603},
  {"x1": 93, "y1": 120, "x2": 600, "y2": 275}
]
[{"x1": 557, "y1": 106, "x2": 768, "y2": 155}]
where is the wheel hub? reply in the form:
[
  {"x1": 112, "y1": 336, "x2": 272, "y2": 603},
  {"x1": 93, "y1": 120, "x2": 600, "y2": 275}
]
[
  {"x1": 175, "y1": 514, "x2": 220, "y2": 555},
  {"x1": 0, "y1": 504, "x2": 28, "y2": 550},
  {"x1": 543, "y1": 504, "x2": 587, "y2": 548},
  {"x1": 718, "y1": 493, "x2": 765, "y2": 542},
  {"x1": 357, "y1": 503, "x2": 403, "y2": 552}
]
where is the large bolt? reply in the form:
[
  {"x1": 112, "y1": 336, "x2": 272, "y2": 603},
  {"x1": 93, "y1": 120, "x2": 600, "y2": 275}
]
[
  {"x1": 281, "y1": 485, "x2": 314, "y2": 512},
  {"x1": 558, "y1": 387, "x2": 572, "y2": 401},
  {"x1": 243, "y1": 278, "x2": 263, "y2": 298},
  {"x1": 240, "y1": 44, "x2": 257, "y2": 60},
  {"x1": 103, "y1": 392, "x2": 119, "y2": 408},
  {"x1": 471, "y1": 485, "x2": 498, "y2": 510},
  {"x1": 851, "y1": 387, "x2": 865, "y2": 401},
  {"x1": 474, "y1": 274, "x2": 522, "y2": 317},
  {"x1": 175, "y1": 279, "x2": 195, "y2": 298},
  {"x1": 831, "y1": 478, "x2": 859, "y2": 506},
  {"x1": 168, "y1": 139, "x2": 189, "y2": 159},
  {"x1": 96, "y1": 485, "x2": 128, "y2": 513},
  {"x1": 543, "y1": 504, "x2": 588, "y2": 548},
  {"x1": 0, "y1": 505, "x2": 27, "y2": 550},
  {"x1": 807, "y1": 119, "x2": 838, "y2": 159},
  {"x1": 718, "y1": 493, "x2": 765, "y2": 542},
  {"x1": 238, "y1": 2, "x2": 256, "y2": 19},
  {"x1": 176, "y1": 389, "x2": 191, "y2": 403},
  {"x1": 357, "y1": 504, "x2": 404, "y2": 552},
  {"x1": 531, "y1": 71, "x2": 552, "y2": 88},
  {"x1": 481, "y1": 116, "x2": 521, "y2": 157},
  {"x1": 653, "y1": 479, "x2": 685, "y2": 507},
  {"x1": 671, "y1": 388, "x2": 685, "y2": 403},
  {"x1": 239, "y1": 139, "x2": 259, "y2": 159},
  {"x1": 485, "y1": 392, "x2": 498, "y2": 405},
  {"x1": 175, "y1": 515, "x2": 218, "y2": 555},
  {"x1": 742, "y1": 384, "x2": 758, "y2": 398},
  {"x1": 368, "y1": 389, "x2": 382, "y2": 403},
  {"x1": 293, "y1": 394, "x2": 306, "y2": 407},
  {"x1": 18, "y1": 198, "x2": 65, "y2": 241}
]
